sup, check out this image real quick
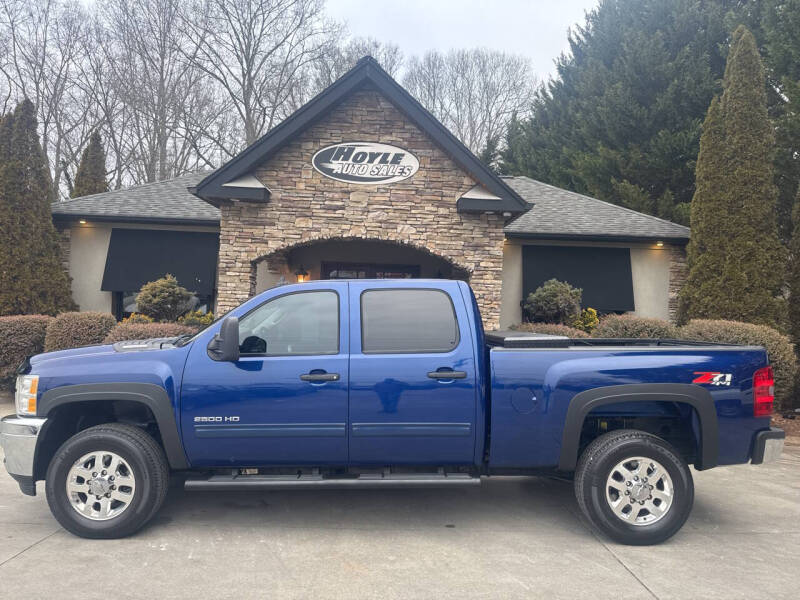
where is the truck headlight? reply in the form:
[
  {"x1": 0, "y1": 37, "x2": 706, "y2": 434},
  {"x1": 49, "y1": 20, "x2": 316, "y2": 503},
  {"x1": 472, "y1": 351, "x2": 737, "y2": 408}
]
[{"x1": 15, "y1": 374, "x2": 39, "y2": 416}]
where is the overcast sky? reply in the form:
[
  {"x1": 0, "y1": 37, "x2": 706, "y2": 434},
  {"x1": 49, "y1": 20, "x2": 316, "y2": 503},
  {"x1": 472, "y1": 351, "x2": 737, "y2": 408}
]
[{"x1": 326, "y1": 0, "x2": 601, "y2": 81}]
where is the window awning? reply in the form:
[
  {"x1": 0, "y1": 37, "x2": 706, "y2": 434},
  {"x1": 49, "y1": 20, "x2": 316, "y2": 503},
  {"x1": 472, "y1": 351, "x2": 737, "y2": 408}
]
[
  {"x1": 522, "y1": 246, "x2": 634, "y2": 312},
  {"x1": 101, "y1": 229, "x2": 218, "y2": 295}
]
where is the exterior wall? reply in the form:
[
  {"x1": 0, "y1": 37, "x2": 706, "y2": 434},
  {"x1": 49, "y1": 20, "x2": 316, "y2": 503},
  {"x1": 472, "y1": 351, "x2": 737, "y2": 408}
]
[
  {"x1": 666, "y1": 245, "x2": 688, "y2": 320},
  {"x1": 498, "y1": 239, "x2": 685, "y2": 328},
  {"x1": 67, "y1": 223, "x2": 113, "y2": 312},
  {"x1": 217, "y1": 87, "x2": 506, "y2": 329},
  {"x1": 63, "y1": 221, "x2": 219, "y2": 313}
]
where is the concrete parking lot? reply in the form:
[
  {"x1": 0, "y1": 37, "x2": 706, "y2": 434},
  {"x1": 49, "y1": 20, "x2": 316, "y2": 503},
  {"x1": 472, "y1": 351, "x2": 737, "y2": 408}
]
[{"x1": 1, "y1": 396, "x2": 798, "y2": 600}]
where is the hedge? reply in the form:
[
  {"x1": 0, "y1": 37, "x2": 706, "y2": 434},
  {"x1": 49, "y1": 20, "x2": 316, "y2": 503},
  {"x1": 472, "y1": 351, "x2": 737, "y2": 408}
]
[
  {"x1": 514, "y1": 322, "x2": 590, "y2": 338},
  {"x1": 44, "y1": 312, "x2": 117, "y2": 352},
  {"x1": 103, "y1": 322, "x2": 198, "y2": 344},
  {"x1": 679, "y1": 319, "x2": 796, "y2": 411},
  {"x1": 0, "y1": 315, "x2": 54, "y2": 381},
  {"x1": 593, "y1": 314, "x2": 678, "y2": 339}
]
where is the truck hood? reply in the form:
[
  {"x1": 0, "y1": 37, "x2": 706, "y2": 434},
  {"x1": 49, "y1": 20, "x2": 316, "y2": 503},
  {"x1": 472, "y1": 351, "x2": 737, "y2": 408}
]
[
  {"x1": 29, "y1": 343, "x2": 114, "y2": 367},
  {"x1": 27, "y1": 337, "x2": 187, "y2": 373}
]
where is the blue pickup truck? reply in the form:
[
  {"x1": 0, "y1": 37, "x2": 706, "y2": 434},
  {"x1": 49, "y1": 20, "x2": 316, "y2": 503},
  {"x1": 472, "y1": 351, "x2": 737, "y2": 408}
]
[{"x1": 1, "y1": 279, "x2": 785, "y2": 544}]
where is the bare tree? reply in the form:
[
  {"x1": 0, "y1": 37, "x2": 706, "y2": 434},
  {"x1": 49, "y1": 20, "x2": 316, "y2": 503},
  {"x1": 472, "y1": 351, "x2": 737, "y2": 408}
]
[
  {"x1": 0, "y1": 0, "x2": 99, "y2": 199},
  {"x1": 310, "y1": 35, "x2": 403, "y2": 92},
  {"x1": 181, "y1": 0, "x2": 337, "y2": 153},
  {"x1": 404, "y1": 48, "x2": 537, "y2": 158},
  {"x1": 97, "y1": 0, "x2": 212, "y2": 183}
]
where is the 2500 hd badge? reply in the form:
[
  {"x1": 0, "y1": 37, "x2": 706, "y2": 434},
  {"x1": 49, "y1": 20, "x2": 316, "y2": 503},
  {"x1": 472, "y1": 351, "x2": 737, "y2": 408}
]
[{"x1": 312, "y1": 141, "x2": 419, "y2": 184}]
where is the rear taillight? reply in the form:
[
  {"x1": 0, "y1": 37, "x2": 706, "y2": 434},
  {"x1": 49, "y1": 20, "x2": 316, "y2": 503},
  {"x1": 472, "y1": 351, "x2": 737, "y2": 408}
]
[{"x1": 753, "y1": 366, "x2": 774, "y2": 417}]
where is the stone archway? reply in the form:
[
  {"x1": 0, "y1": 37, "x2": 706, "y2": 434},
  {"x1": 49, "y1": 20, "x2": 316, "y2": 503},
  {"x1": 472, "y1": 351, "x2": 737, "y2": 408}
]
[{"x1": 251, "y1": 236, "x2": 473, "y2": 294}]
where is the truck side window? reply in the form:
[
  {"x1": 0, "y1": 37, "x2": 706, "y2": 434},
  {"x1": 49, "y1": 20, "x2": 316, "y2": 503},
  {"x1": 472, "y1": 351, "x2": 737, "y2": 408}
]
[
  {"x1": 361, "y1": 289, "x2": 459, "y2": 353},
  {"x1": 238, "y1": 291, "x2": 339, "y2": 356}
]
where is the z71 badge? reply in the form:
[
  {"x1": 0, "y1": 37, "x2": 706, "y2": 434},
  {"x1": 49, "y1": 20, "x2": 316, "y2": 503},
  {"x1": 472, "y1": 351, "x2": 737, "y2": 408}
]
[{"x1": 692, "y1": 372, "x2": 732, "y2": 386}]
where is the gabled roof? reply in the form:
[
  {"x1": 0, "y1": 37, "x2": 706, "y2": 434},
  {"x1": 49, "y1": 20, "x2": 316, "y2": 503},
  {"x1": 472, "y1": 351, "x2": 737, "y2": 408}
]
[
  {"x1": 503, "y1": 176, "x2": 690, "y2": 243},
  {"x1": 190, "y1": 56, "x2": 528, "y2": 214},
  {"x1": 52, "y1": 171, "x2": 220, "y2": 226}
]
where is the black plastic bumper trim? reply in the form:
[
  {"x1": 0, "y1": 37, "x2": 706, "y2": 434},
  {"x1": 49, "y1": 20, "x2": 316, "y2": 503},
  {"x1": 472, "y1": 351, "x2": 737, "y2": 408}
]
[{"x1": 751, "y1": 427, "x2": 785, "y2": 465}]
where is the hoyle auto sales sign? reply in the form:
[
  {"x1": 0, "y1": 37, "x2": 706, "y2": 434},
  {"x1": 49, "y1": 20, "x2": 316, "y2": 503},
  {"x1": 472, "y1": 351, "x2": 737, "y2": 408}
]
[{"x1": 312, "y1": 142, "x2": 419, "y2": 185}]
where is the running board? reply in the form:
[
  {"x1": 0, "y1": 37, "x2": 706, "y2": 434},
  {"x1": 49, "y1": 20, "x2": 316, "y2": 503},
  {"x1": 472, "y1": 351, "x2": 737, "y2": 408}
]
[{"x1": 184, "y1": 472, "x2": 481, "y2": 490}]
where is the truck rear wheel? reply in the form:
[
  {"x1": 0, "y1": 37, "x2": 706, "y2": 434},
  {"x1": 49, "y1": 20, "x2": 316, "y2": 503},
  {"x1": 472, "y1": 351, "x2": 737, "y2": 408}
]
[
  {"x1": 45, "y1": 423, "x2": 169, "y2": 539},
  {"x1": 574, "y1": 429, "x2": 693, "y2": 545}
]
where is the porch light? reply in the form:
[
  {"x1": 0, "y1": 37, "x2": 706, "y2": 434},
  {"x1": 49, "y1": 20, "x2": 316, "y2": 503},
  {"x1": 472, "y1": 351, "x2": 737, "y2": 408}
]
[
  {"x1": 79, "y1": 219, "x2": 87, "y2": 224},
  {"x1": 656, "y1": 241, "x2": 664, "y2": 247},
  {"x1": 295, "y1": 265, "x2": 309, "y2": 283}
]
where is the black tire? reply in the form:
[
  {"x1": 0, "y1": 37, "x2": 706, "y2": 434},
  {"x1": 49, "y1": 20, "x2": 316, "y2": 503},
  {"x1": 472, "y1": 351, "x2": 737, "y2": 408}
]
[
  {"x1": 45, "y1": 423, "x2": 169, "y2": 539},
  {"x1": 574, "y1": 429, "x2": 693, "y2": 545}
]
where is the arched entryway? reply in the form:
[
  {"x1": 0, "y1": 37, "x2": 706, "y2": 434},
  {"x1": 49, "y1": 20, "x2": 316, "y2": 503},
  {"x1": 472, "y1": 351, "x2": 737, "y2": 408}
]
[{"x1": 252, "y1": 237, "x2": 471, "y2": 293}]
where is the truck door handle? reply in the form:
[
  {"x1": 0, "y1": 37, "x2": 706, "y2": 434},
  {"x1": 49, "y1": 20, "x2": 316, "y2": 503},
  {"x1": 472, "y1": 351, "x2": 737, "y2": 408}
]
[
  {"x1": 427, "y1": 370, "x2": 467, "y2": 380},
  {"x1": 300, "y1": 372, "x2": 340, "y2": 382}
]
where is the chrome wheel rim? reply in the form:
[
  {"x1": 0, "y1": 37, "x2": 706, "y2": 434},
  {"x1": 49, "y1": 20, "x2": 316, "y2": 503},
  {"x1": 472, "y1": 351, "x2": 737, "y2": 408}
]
[
  {"x1": 605, "y1": 456, "x2": 673, "y2": 526},
  {"x1": 66, "y1": 451, "x2": 136, "y2": 521}
]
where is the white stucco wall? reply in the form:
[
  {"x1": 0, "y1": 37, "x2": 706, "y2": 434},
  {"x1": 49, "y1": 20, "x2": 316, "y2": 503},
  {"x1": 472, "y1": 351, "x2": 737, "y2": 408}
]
[
  {"x1": 498, "y1": 240, "x2": 675, "y2": 329},
  {"x1": 68, "y1": 223, "x2": 113, "y2": 312},
  {"x1": 64, "y1": 221, "x2": 219, "y2": 313}
]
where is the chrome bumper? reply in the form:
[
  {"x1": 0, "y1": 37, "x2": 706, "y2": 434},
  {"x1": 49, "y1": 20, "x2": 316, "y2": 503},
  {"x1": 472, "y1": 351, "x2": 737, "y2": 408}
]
[
  {"x1": 751, "y1": 427, "x2": 785, "y2": 465},
  {"x1": 1, "y1": 414, "x2": 47, "y2": 478}
]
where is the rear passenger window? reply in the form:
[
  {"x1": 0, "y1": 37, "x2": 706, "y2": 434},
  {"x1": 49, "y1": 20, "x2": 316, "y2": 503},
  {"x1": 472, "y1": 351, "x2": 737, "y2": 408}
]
[{"x1": 361, "y1": 289, "x2": 459, "y2": 353}]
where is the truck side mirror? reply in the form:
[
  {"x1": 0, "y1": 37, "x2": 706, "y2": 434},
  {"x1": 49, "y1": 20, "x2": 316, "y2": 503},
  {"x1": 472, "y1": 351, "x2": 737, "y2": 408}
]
[{"x1": 207, "y1": 316, "x2": 240, "y2": 362}]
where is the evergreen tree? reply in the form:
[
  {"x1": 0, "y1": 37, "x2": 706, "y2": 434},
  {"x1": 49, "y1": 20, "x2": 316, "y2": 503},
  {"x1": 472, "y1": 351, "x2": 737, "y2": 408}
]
[
  {"x1": 0, "y1": 100, "x2": 75, "y2": 315},
  {"x1": 71, "y1": 131, "x2": 108, "y2": 198},
  {"x1": 789, "y1": 186, "x2": 800, "y2": 347},
  {"x1": 680, "y1": 26, "x2": 785, "y2": 327},
  {"x1": 501, "y1": 0, "x2": 736, "y2": 224}
]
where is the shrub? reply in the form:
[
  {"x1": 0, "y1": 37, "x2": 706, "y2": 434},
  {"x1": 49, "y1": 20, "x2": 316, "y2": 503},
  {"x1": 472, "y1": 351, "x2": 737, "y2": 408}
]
[
  {"x1": 572, "y1": 307, "x2": 599, "y2": 333},
  {"x1": 523, "y1": 279, "x2": 582, "y2": 324},
  {"x1": 122, "y1": 313, "x2": 153, "y2": 324},
  {"x1": 593, "y1": 314, "x2": 678, "y2": 339},
  {"x1": 44, "y1": 312, "x2": 117, "y2": 352},
  {"x1": 514, "y1": 322, "x2": 589, "y2": 338},
  {"x1": 679, "y1": 319, "x2": 796, "y2": 411},
  {"x1": 0, "y1": 315, "x2": 54, "y2": 381},
  {"x1": 136, "y1": 274, "x2": 193, "y2": 322},
  {"x1": 178, "y1": 310, "x2": 214, "y2": 328},
  {"x1": 104, "y1": 322, "x2": 198, "y2": 344}
]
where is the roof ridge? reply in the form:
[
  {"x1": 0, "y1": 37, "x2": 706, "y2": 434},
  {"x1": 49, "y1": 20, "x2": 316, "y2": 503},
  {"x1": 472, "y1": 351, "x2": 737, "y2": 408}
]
[
  {"x1": 515, "y1": 176, "x2": 688, "y2": 231},
  {"x1": 56, "y1": 170, "x2": 212, "y2": 205}
]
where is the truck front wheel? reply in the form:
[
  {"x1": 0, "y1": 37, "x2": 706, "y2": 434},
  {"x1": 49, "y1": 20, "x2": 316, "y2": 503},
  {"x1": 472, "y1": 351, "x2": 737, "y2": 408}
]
[
  {"x1": 574, "y1": 430, "x2": 693, "y2": 545},
  {"x1": 45, "y1": 423, "x2": 169, "y2": 539}
]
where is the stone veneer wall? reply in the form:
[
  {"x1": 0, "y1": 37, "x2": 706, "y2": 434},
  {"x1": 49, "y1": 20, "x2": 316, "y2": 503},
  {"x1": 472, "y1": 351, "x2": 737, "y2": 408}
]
[
  {"x1": 57, "y1": 226, "x2": 71, "y2": 273},
  {"x1": 215, "y1": 86, "x2": 506, "y2": 329},
  {"x1": 667, "y1": 244, "x2": 688, "y2": 321}
]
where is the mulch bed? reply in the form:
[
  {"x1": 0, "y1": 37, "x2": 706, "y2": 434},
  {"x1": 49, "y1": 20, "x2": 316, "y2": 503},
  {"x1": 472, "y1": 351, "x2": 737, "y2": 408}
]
[{"x1": 773, "y1": 413, "x2": 800, "y2": 445}]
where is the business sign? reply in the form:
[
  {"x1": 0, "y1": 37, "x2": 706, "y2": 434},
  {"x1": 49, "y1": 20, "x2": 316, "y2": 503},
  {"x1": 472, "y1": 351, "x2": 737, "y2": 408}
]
[{"x1": 312, "y1": 142, "x2": 419, "y2": 185}]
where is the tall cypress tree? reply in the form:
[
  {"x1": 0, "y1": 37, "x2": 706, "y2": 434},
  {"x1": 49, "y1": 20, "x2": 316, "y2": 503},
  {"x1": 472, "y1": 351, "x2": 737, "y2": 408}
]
[
  {"x1": 0, "y1": 100, "x2": 75, "y2": 315},
  {"x1": 680, "y1": 26, "x2": 785, "y2": 327},
  {"x1": 789, "y1": 186, "x2": 800, "y2": 346},
  {"x1": 71, "y1": 131, "x2": 108, "y2": 198}
]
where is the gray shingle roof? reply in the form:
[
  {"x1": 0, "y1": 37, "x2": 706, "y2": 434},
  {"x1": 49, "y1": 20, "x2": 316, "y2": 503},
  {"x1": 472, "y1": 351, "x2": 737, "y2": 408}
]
[
  {"x1": 503, "y1": 176, "x2": 690, "y2": 243},
  {"x1": 52, "y1": 171, "x2": 220, "y2": 225},
  {"x1": 52, "y1": 171, "x2": 690, "y2": 243}
]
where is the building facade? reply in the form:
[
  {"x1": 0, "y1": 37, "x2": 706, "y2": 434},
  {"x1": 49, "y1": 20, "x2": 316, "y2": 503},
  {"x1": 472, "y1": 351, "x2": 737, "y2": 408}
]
[{"x1": 53, "y1": 57, "x2": 689, "y2": 328}]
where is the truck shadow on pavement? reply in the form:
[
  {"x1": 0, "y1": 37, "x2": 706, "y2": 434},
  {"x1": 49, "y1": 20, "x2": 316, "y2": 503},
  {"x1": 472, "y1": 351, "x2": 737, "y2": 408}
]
[{"x1": 150, "y1": 475, "x2": 588, "y2": 536}]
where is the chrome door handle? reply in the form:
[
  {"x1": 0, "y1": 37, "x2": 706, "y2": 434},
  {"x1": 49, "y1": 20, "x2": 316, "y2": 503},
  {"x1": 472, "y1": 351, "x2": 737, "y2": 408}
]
[
  {"x1": 427, "y1": 370, "x2": 467, "y2": 379},
  {"x1": 300, "y1": 372, "x2": 340, "y2": 382}
]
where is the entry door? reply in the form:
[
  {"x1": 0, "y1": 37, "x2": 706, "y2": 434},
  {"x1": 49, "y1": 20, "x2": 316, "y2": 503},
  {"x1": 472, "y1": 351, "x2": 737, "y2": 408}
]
[
  {"x1": 181, "y1": 283, "x2": 349, "y2": 467},
  {"x1": 347, "y1": 281, "x2": 478, "y2": 465}
]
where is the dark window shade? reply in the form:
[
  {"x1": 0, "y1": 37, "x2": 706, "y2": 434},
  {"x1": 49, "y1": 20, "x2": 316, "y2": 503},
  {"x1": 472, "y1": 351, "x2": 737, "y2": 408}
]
[
  {"x1": 522, "y1": 246, "x2": 634, "y2": 312},
  {"x1": 101, "y1": 229, "x2": 219, "y2": 295}
]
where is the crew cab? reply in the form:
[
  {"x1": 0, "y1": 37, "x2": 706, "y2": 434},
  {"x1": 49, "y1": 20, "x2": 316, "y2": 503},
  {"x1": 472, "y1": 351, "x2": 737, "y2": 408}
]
[{"x1": 0, "y1": 280, "x2": 785, "y2": 544}]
